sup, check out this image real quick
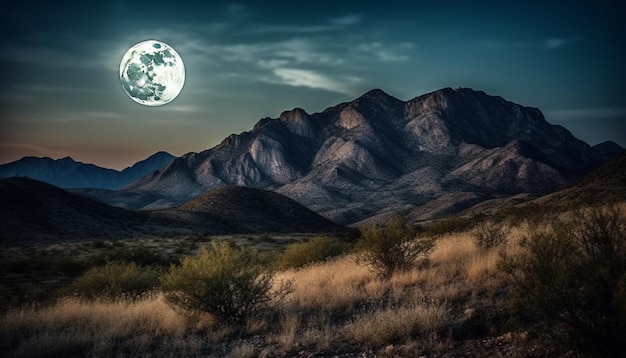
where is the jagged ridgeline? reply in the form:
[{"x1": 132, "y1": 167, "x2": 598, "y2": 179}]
[{"x1": 120, "y1": 88, "x2": 623, "y2": 225}]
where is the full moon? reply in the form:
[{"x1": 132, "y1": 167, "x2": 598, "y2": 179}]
[{"x1": 119, "y1": 40, "x2": 185, "y2": 106}]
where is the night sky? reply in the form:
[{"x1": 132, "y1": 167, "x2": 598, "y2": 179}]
[{"x1": 1, "y1": 0, "x2": 624, "y2": 170}]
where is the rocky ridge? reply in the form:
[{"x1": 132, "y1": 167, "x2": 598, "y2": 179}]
[{"x1": 123, "y1": 88, "x2": 623, "y2": 225}]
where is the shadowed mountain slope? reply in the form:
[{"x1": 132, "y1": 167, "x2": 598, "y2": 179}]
[
  {"x1": 0, "y1": 178, "x2": 345, "y2": 245},
  {"x1": 459, "y1": 153, "x2": 626, "y2": 216},
  {"x1": 0, "y1": 177, "x2": 157, "y2": 245},
  {"x1": 531, "y1": 153, "x2": 626, "y2": 206},
  {"x1": 154, "y1": 186, "x2": 344, "y2": 234}
]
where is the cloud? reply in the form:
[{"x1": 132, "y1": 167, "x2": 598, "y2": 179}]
[
  {"x1": 1, "y1": 38, "x2": 125, "y2": 73},
  {"x1": 545, "y1": 107, "x2": 626, "y2": 121},
  {"x1": 269, "y1": 68, "x2": 359, "y2": 95},
  {"x1": 481, "y1": 37, "x2": 578, "y2": 50},
  {"x1": 544, "y1": 37, "x2": 579, "y2": 49},
  {"x1": 352, "y1": 42, "x2": 413, "y2": 61},
  {"x1": 84, "y1": 112, "x2": 121, "y2": 119},
  {"x1": 160, "y1": 104, "x2": 201, "y2": 113},
  {"x1": 330, "y1": 14, "x2": 362, "y2": 26},
  {"x1": 13, "y1": 84, "x2": 102, "y2": 93},
  {"x1": 242, "y1": 13, "x2": 362, "y2": 35},
  {"x1": 223, "y1": 3, "x2": 250, "y2": 20},
  {"x1": 183, "y1": 34, "x2": 414, "y2": 94}
]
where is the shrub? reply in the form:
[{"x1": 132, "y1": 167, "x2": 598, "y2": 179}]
[
  {"x1": 69, "y1": 262, "x2": 160, "y2": 299},
  {"x1": 472, "y1": 220, "x2": 510, "y2": 252},
  {"x1": 161, "y1": 241, "x2": 288, "y2": 324},
  {"x1": 95, "y1": 246, "x2": 168, "y2": 267},
  {"x1": 499, "y1": 205, "x2": 626, "y2": 357},
  {"x1": 424, "y1": 215, "x2": 477, "y2": 237},
  {"x1": 356, "y1": 217, "x2": 434, "y2": 279},
  {"x1": 277, "y1": 237, "x2": 348, "y2": 269}
]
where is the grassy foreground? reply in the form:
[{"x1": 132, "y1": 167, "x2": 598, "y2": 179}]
[{"x1": 1, "y1": 204, "x2": 625, "y2": 357}]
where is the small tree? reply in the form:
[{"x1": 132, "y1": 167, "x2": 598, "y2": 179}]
[
  {"x1": 161, "y1": 241, "x2": 287, "y2": 325},
  {"x1": 499, "y1": 205, "x2": 626, "y2": 357},
  {"x1": 277, "y1": 236, "x2": 348, "y2": 269},
  {"x1": 472, "y1": 220, "x2": 510, "y2": 252},
  {"x1": 356, "y1": 217, "x2": 434, "y2": 279}
]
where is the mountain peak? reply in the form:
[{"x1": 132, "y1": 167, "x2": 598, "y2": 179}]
[
  {"x1": 361, "y1": 88, "x2": 390, "y2": 97},
  {"x1": 356, "y1": 88, "x2": 401, "y2": 103},
  {"x1": 57, "y1": 156, "x2": 77, "y2": 163},
  {"x1": 279, "y1": 107, "x2": 309, "y2": 122}
]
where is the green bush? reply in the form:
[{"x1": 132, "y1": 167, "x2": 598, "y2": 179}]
[
  {"x1": 161, "y1": 241, "x2": 288, "y2": 324},
  {"x1": 69, "y1": 262, "x2": 160, "y2": 299},
  {"x1": 356, "y1": 217, "x2": 434, "y2": 279},
  {"x1": 499, "y1": 205, "x2": 626, "y2": 357},
  {"x1": 277, "y1": 237, "x2": 348, "y2": 269}
]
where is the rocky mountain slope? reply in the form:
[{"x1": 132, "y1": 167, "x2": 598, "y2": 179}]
[
  {"x1": 459, "y1": 152, "x2": 626, "y2": 216},
  {"x1": 122, "y1": 88, "x2": 623, "y2": 225},
  {"x1": 0, "y1": 178, "x2": 343, "y2": 245},
  {"x1": 531, "y1": 152, "x2": 626, "y2": 206},
  {"x1": 0, "y1": 151, "x2": 175, "y2": 189}
]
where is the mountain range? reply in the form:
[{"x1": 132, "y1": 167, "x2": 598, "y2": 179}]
[
  {"x1": 121, "y1": 87, "x2": 623, "y2": 225},
  {"x1": 0, "y1": 151, "x2": 175, "y2": 189},
  {"x1": 2, "y1": 87, "x2": 623, "y2": 228}
]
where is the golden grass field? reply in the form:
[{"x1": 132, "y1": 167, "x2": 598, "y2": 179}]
[
  {"x1": 0, "y1": 229, "x2": 521, "y2": 357},
  {"x1": 1, "y1": 204, "x2": 625, "y2": 357}
]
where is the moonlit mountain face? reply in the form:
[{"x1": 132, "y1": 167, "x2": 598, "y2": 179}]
[
  {"x1": 119, "y1": 40, "x2": 185, "y2": 106},
  {"x1": 120, "y1": 88, "x2": 623, "y2": 224}
]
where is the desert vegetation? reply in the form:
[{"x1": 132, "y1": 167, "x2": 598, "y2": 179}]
[{"x1": 1, "y1": 204, "x2": 625, "y2": 357}]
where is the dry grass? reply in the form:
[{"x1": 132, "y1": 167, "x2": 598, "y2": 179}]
[
  {"x1": 342, "y1": 300, "x2": 449, "y2": 347},
  {"x1": 228, "y1": 342, "x2": 258, "y2": 358},
  {"x1": 275, "y1": 256, "x2": 383, "y2": 313},
  {"x1": 1, "y1": 220, "x2": 534, "y2": 356},
  {"x1": 0, "y1": 294, "x2": 194, "y2": 357}
]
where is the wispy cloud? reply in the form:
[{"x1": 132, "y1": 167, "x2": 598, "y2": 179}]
[
  {"x1": 182, "y1": 33, "x2": 413, "y2": 95},
  {"x1": 160, "y1": 104, "x2": 201, "y2": 113},
  {"x1": 268, "y1": 68, "x2": 360, "y2": 95},
  {"x1": 1, "y1": 9, "x2": 408, "y2": 97},
  {"x1": 544, "y1": 37, "x2": 577, "y2": 50},
  {"x1": 13, "y1": 84, "x2": 102, "y2": 93},
  {"x1": 481, "y1": 37, "x2": 579, "y2": 50},
  {"x1": 352, "y1": 42, "x2": 413, "y2": 61},
  {"x1": 86, "y1": 112, "x2": 122, "y2": 119},
  {"x1": 545, "y1": 107, "x2": 626, "y2": 121},
  {"x1": 242, "y1": 14, "x2": 362, "y2": 35}
]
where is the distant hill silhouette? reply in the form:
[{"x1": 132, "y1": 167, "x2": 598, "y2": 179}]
[
  {"x1": 0, "y1": 178, "x2": 345, "y2": 245},
  {"x1": 165, "y1": 186, "x2": 343, "y2": 233},
  {"x1": 0, "y1": 151, "x2": 175, "y2": 189},
  {"x1": 0, "y1": 177, "x2": 155, "y2": 245}
]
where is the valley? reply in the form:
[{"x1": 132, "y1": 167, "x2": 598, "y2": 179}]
[{"x1": 1, "y1": 88, "x2": 624, "y2": 357}]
